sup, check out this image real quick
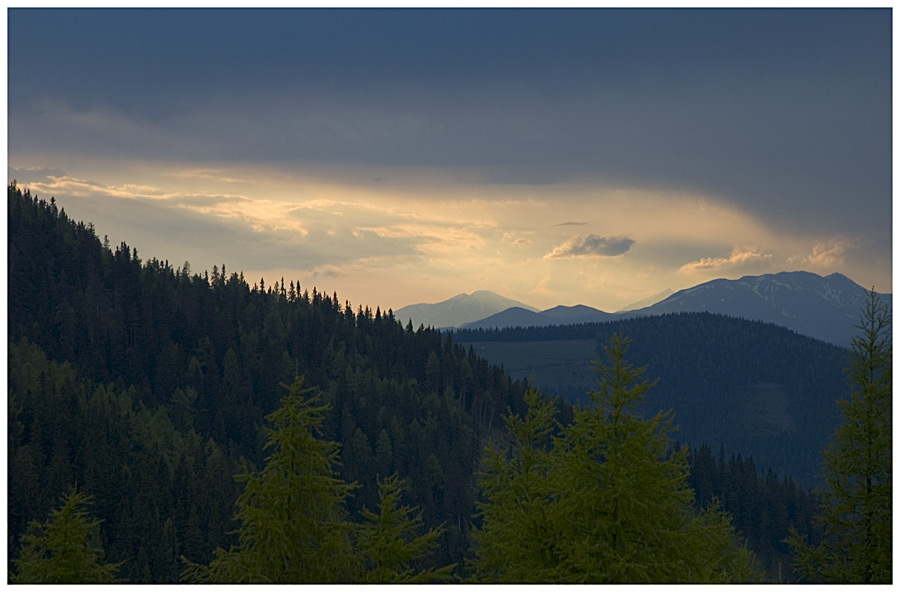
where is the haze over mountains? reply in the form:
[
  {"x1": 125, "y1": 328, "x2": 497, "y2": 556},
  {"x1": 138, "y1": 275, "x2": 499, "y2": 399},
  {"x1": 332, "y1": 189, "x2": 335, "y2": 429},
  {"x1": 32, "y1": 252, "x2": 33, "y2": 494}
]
[
  {"x1": 397, "y1": 271, "x2": 891, "y2": 348},
  {"x1": 616, "y1": 288, "x2": 675, "y2": 312}
]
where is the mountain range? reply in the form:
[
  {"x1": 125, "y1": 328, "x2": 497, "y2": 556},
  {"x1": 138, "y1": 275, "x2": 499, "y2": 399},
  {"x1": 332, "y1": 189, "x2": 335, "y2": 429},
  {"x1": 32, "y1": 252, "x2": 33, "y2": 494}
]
[{"x1": 398, "y1": 271, "x2": 891, "y2": 348}]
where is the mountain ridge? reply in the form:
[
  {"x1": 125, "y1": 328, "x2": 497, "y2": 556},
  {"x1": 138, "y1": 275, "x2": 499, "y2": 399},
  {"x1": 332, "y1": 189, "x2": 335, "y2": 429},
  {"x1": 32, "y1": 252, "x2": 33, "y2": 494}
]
[
  {"x1": 638, "y1": 271, "x2": 891, "y2": 347},
  {"x1": 439, "y1": 271, "x2": 891, "y2": 347}
]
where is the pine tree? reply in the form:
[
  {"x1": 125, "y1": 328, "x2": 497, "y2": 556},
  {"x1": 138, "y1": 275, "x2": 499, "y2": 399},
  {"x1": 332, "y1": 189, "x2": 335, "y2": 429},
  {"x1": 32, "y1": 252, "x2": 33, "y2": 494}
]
[
  {"x1": 181, "y1": 376, "x2": 358, "y2": 583},
  {"x1": 787, "y1": 288, "x2": 892, "y2": 583},
  {"x1": 11, "y1": 487, "x2": 121, "y2": 583},
  {"x1": 357, "y1": 473, "x2": 455, "y2": 583},
  {"x1": 472, "y1": 333, "x2": 759, "y2": 583}
]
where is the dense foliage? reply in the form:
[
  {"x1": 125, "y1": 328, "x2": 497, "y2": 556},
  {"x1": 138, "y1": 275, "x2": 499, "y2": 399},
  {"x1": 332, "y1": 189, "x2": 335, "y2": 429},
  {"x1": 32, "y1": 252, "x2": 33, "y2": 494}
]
[
  {"x1": 687, "y1": 444, "x2": 820, "y2": 582},
  {"x1": 181, "y1": 377, "x2": 453, "y2": 583}
]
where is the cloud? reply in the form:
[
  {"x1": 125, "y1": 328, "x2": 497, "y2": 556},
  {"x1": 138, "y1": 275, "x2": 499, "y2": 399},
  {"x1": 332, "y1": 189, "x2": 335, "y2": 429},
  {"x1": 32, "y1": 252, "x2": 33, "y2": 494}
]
[
  {"x1": 553, "y1": 221, "x2": 586, "y2": 227},
  {"x1": 165, "y1": 168, "x2": 251, "y2": 184},
  {"x1": 790, "y1": 240, "x2": 852, "y2": 268},
  {"x1": 8, "y1": 9, "x2": 891, "y2": 259},
  {"x1": 357, "y1": 223, "x2": 486, "y2": 256},
  {"x1": 8, "y1": 166, "x2": 66, "y2": 184},
  {"x1": 502, "y1": 231, "x2": 531, "y2": 246},
  {"x1": 544, "y1": 234, "x2": 634, "y2": 259},
  {"x1": 680, "y1": 247, "x2": 773, "y2": 272},
  {"x1": 21, "y1": 174, "x2": 161, "y2": 199}
]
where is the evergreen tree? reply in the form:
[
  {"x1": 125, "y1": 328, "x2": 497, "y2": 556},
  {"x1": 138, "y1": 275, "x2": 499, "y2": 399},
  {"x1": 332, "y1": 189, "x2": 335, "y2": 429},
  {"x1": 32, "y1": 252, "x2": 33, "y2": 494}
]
[
  {"x1": 11, "y1": 488, "x2": 120, "y2": 583},
  {"x1": 471, "y1": 387, "x2": 560, "y2": 582},
  {"x1": 357, "y1": 473, "x2": 455, "y2": 583},
  {"x1": 787, "y1": 288, "x2": 892, "y2": 583},
  {"x1": 472, "y1": 333, "x2": 759, "y2": 583},
  {"x1": 181, "y1": 377, "x2": 358, "y2": 583}
]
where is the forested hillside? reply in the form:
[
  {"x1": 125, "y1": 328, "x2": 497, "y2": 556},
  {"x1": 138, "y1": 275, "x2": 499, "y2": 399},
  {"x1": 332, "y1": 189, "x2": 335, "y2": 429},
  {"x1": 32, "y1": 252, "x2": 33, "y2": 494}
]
[
  {"x1": 7, "y1": 183, "x2": 535, "y2": 580},
  {"x1": 454, "y1": 315, "x2": 850, "y2": 486},
  {"x1": 8, "y1": 184, "x2": 831, "y2": 582}
]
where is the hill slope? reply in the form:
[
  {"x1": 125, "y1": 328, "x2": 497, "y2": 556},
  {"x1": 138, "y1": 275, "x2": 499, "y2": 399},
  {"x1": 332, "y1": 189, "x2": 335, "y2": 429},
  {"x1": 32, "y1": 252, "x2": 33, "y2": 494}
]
[
  {"x1": 7, "y1": 184, "x2": 532, "y2": 581},
  {"x1": 454, "y1": 313, "x2": 852, "y2": 486}
]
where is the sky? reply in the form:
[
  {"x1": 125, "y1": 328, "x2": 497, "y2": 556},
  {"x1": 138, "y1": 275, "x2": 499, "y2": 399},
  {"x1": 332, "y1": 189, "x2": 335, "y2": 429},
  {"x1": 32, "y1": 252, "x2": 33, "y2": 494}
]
[{"x1": 6, "y1": 7, "x2": 894, "y2": 312}]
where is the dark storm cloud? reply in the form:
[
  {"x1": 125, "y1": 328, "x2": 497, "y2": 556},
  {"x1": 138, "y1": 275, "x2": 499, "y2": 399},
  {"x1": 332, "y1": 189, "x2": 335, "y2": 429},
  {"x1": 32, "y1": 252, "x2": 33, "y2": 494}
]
[
  {"x1": 7, "y1": 8, "x2": 891, "y2": 245},
  {"x1": 545, "y1": 234, "x2": 635, "y2": 258}
]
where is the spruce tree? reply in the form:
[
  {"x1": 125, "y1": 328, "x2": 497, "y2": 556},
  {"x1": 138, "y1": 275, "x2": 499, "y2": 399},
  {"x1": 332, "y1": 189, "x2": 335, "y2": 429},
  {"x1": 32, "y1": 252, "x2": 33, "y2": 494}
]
[
  {"x1": 11, "y1": 487, "x2": 120, "y2": 584},
  {"x1": 787, "y1": 288, "x2": 892, "y2": 583},
  {"x1": 357, "y1": 473, "x2": 455, "y2": 583},
  {"x1": 472, "y1": 333, "x2": 759, "y2": 583},
  {"x1": 181, "y1": 377, "x2": 358, "y2": 583}
]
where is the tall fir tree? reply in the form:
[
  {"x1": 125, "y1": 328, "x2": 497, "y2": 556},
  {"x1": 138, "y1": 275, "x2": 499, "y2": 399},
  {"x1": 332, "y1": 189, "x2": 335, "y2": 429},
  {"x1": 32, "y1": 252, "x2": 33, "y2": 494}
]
[
  {"x1": 472, "y1": 333, "x2": 759, "y2": 583},
  {"x1": 787, "y1": 288, "x2": 892, "y2": 583},
  {"x1": 11, "y1": 488, "x2": 121, "y2": 584},
  {"x1": 181, "y1": 377, "x2": 358, "y2": 583}
]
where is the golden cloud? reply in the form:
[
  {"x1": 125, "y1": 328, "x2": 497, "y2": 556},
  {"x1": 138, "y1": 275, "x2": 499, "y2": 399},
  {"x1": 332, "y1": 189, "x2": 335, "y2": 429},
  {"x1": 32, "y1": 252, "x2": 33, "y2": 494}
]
[
  {"x1": 544, "y1": 234, "x2": 635, "y2": 259},
  {"x1": 680, "y1": 247, "x2": 773, "y2": 272}
]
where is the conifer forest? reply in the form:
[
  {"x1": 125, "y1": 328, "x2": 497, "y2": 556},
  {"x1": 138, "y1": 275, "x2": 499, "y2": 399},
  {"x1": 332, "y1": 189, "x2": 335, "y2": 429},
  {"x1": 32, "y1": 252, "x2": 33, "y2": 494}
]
[{"x1": 7, "y1": 184, "x2": 892, "y2": 583}]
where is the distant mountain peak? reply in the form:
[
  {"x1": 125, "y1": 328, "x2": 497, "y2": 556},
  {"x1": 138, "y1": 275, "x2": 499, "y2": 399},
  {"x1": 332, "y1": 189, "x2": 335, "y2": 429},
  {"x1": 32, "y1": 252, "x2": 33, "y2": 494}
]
[
  {"x1": 394, "y1": 290, "x2": 538, "y2": 329},
  {"x1": 637, "y1": 270, "x2": 890, "y2": 346},
  {"x1": 461, "y1": 302, "x2": 614, "y2": 330}
]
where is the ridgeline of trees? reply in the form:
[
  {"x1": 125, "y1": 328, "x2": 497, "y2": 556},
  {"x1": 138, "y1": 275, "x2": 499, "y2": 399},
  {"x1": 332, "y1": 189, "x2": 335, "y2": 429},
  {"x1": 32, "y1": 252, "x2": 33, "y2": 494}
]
[
  {"x1": 7, "y1": 184, "x2": 889, "y2": 582},
  {"x1": 687, "y1": 445, "x2": 820, "y2": 582}
]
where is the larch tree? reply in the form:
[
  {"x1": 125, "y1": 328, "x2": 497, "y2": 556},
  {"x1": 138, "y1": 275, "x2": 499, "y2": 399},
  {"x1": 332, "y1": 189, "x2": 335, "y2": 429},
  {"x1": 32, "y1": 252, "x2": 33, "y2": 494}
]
[
  {"x1": 357, "y1": 473, "x2": 455, "y2": 583},
  {"x1": 787, "y1": 288, "x2": 892, "y2": 583},
  {"x1": 472, "y1": 333, "x2": 760, "y2": 583},
  {"x1": 11, "y1": 487, "x2": 121, "y2": 584},
  {"x1": 471, "y1": 386, "x2": 560, "y2": 582},
  {"x1": 180, "y1": 376, "x2": 454, "y2": 583},
  {"x1": 181, "y1": 377, "x2": 358, "y2": 583}
]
